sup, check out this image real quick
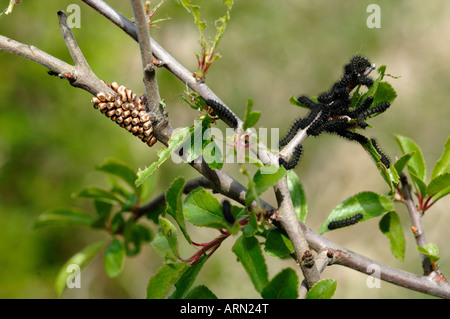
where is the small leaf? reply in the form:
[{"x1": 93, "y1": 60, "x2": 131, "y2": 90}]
[
  {"x1": 35, "y1": 207, "x2": 95, "y2": 228},
  {"x1": 55, "y1": 241, "x2": 106, "y2": 298},
  {"x1": 429, "y1": 185, "x2": 450, "y2": 204},
  {"x1": 246, "y1": 166, "x2": 286, "y2": 205},
  {"x1": 431, "y1": 136, "x2": 450, "y2": 179},
  {"x1": 165, "y1": 177, "x2": 191, "y2": 243},
  {"x1": 136, "y1": 127, "x2": 191, "y2": 186},
  {"x1": 318, "y1": 191, "x2": 394, "y2": 234},
  {"x1": 395, "y1": 135, "x2": 426, "y2": 182},
  {"x1": 75, "y1": 186, "x2": 124, "y2": 204},
  {"x1": 232, "y1": 236, "x2": 268, "y2": 293},
  {"x1": 363, "y1": 139, "x2": 399, "y2": 191},
  {"x1": 104, "y1": 238, "x2": 125, "y2": 278},
  {"x1": 93, "y1": 200, "x2": 112, "y2": 224},
  {"x1": 169, "y1": 254, "x2": 207, "y2": 299},
  {"x1": 379, "y1": 212, "x2": 405, "y2": 261},
  {"x1": 185, "y1": 285, "x2": 218, "y2": 299},
  {"x1": 123, "y1": 221, "x2": 152, "y2": 256},
  {"x1": 243, "y1": 98, "x2": 261, "y2": 130},
  {"x1": 291, "y1": 95, "x2": 319, "y2": 109},
  {"x1": 159, "y1": 216, "x2": 179, "y2": 258},
  {"x1": 427, "y1": 172, "x2": 450, "y2": 197},
  {"x1": 261, "y1": 268, "x2": 299, "y2": 299},
  {"x1": 417, "y1": 243, "x2": 440, "y2": 262},
  {"x1": 408, "y1": 166, "x2": 428, "y2": 198},
  {"x1": 146, "y1": 262, "x2": 189, "y2": 299},
  {"x1": 286, "y1": 170, "x2": 307, "y2": 222},
  {"x1": 242, "y1": 210, "x2": 258, "y2": 237},
  {"x1": 264, "y1": 228, "x2": 294, "y2": 258},
  {"x1": 183, "y1": 188, "x2": 229, "y2": 230},
  {"x1": 393, "y1": 152, "x2": 415, "y2": 176},
  {"x1": 96, "y1": 158, "x2": 138, "y2": 191},
  {"x1": 151, "y1": 229, "x2": 177, "y2": 261},
  {"x1": 305, "y1": 279, "x2": 337, "y2": 299},
  {"x1": 139, "y1": 172, "x2": 158, "y2": 203}
]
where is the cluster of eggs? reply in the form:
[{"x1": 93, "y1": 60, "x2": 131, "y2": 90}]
[{"x1": 90, "y1": 82, "x2": 157, "y2": 147}]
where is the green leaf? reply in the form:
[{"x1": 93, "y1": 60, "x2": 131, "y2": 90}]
[
  {"x1": 110, "y1": 212, "x2": 125, "y2": 235},
  {"x1": 104, "y1": 238, "x2": 125, "y2": 278},
  {"x1": 179, "y1": 117, "x2": 223, "y2": 171},
  {"x1": 394, "y1": 152, "x2": 415, "y2": 176},
  {"x1": 427, "y1": 172, "x2": 450, "y2": 197},
  {"x1": 264, "y1": 228, "x2": 294, "y2": 258},
  {"x1": 261, "y1": 268, "x2": 298, "y2": 299},
  {"x1": 291, "y1": 95, "x2": 319, "y2": 109},
  {"x1": 93, "y1": 200, "x2": 112, "y2": 225},
  {"x1": 35, "y1": 207, "x2": 95, "y2": 228},
  {"x1": 96, "y1": 158, "x2": 138, "y2": 191},
  {"x1": 169, "y1": 254, "x2": 207, "y2": 299},
  {"x1": 151, "y1": 229, "x2": 177, "y2": 261},
  {"x1": 408, "y1": 166, "x2": 428, "y2": 198},
  {"x1": 431, "y1": 136, "x2": 450, "y2": 179},
  {"x1": 183, "y1": 188, "x2": 229, "y2": 230},
  {"x1": 246, "y1": 166, "x2": 287, "y2": 205},
  {"x1": 395, "y1": 135, "x2": 427, "y2": 182},
  {"x1": 242, "y1": 209, "x2": 258, "y2": 237},
  {"x1": 165, "y1": 177, "x2": 191, "y2": 243},
  {"x1": 55, "y1": 241, "x2": 106, "y2": 298},
  {"x1": 286, "y1": 170, "x2": 307, "y2": 222},
  {"x1": 305, "y1": 279, "x2": 337, "y2": 299},
  {"x1": 232, "y1": 236, "x2": 268, "y2": 293},
  {"x1": 159, "y1": 216, "x2": 179, "y2": 258},
  {"x1": 318, "y1": 191, "x2": 394, "y2": 234},
  {"x1": 146, "y1": 262, "x2": 189, "y2": 299},
  {"x1": 417, "y1": 243, "x2": 440, "y2": 262},
  {"x1": 371, "y1": 81, "x2": 397, "y2": 108},
  {"x1": 75, "y1": 186, "x2": 124, "y2": 204},
  {"x1": 139, "y1": 172, "x2": 159, "y2": 203},
  {"x1": 185, "y1": 285, "x2": 218, "y2": 299},
  {"x1": 354, "y1": 65, "x2": 396, "y2": 107},
  {"x1": 136, "y1": 127, "x2": 191, "y2": 186},
  {"x1": 363, "y1": 139, "x2": 399, "y2": 191},
  {"x1": 379, "y1": 212, "x2": 405, "y2": 261},
  {"x1": 123, "y1": 221, "x2": 152, "y2": 257},
  {"x1": 243, "y1": 98, "x2": 261, "y2": 130},
  {"x1": 429, "y1": 185, "x2": 450, "y2": 204}
]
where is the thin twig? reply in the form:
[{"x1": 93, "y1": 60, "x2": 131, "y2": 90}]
[
  {"x1": 129, "y1": 0, "x2": 160, "y2": 113},
  {"x1": 400, "y1": 173, "x2": 435, "y2": 274}
]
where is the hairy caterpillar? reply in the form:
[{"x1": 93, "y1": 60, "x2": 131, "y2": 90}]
[
  {"x1": 222, "y1": 200, "x2": 235, "y2": 224},
  {"x1": 279, "y1": 144, "x2": 302, "y2": 170},
  {"x1": 327, "y1": 213, "x2": 363, "y2": 230},
  {"x1": 205, "y1": 99, "x2": 238, "y2": 128},
  {"x1": 370, "y1": 138, "x2": 390, "y2": 168}
]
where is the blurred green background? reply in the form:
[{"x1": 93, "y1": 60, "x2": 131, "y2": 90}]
[{"x1": 0, "y1": 0, "x2": 448, "y2": 298}]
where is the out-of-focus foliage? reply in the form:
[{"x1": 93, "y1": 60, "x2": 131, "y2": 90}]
[{"x1": 0, "y1": 0, "x2": 449, "y2": 298}]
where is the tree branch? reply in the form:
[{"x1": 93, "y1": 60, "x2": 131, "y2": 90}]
[
  {"x1": 81, "y1": 0, "x2": 241, "y2": 129},
  {"x1": 129, "y1": 0, "x2": 160, "y2": 112}
]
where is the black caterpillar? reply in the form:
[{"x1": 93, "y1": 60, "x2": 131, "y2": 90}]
[
  {"x1": 327, "y1": 213, "x2": 363, "y2": 230},
  {"x1": 279, "y1": 144, "x2": 302, "y2": 170},
  {"x1": 222, "y1": 200, "x2": 235, "y2": 224},
  {"x1": 371, "y1": 138, "x2": 390, "y2": 168},
  {"x1": 205, "y1": 99, "x2": 238, "y2": 128},
  {"x1": 278, "y1": 56, "x2": 391, "y2": 170}
]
